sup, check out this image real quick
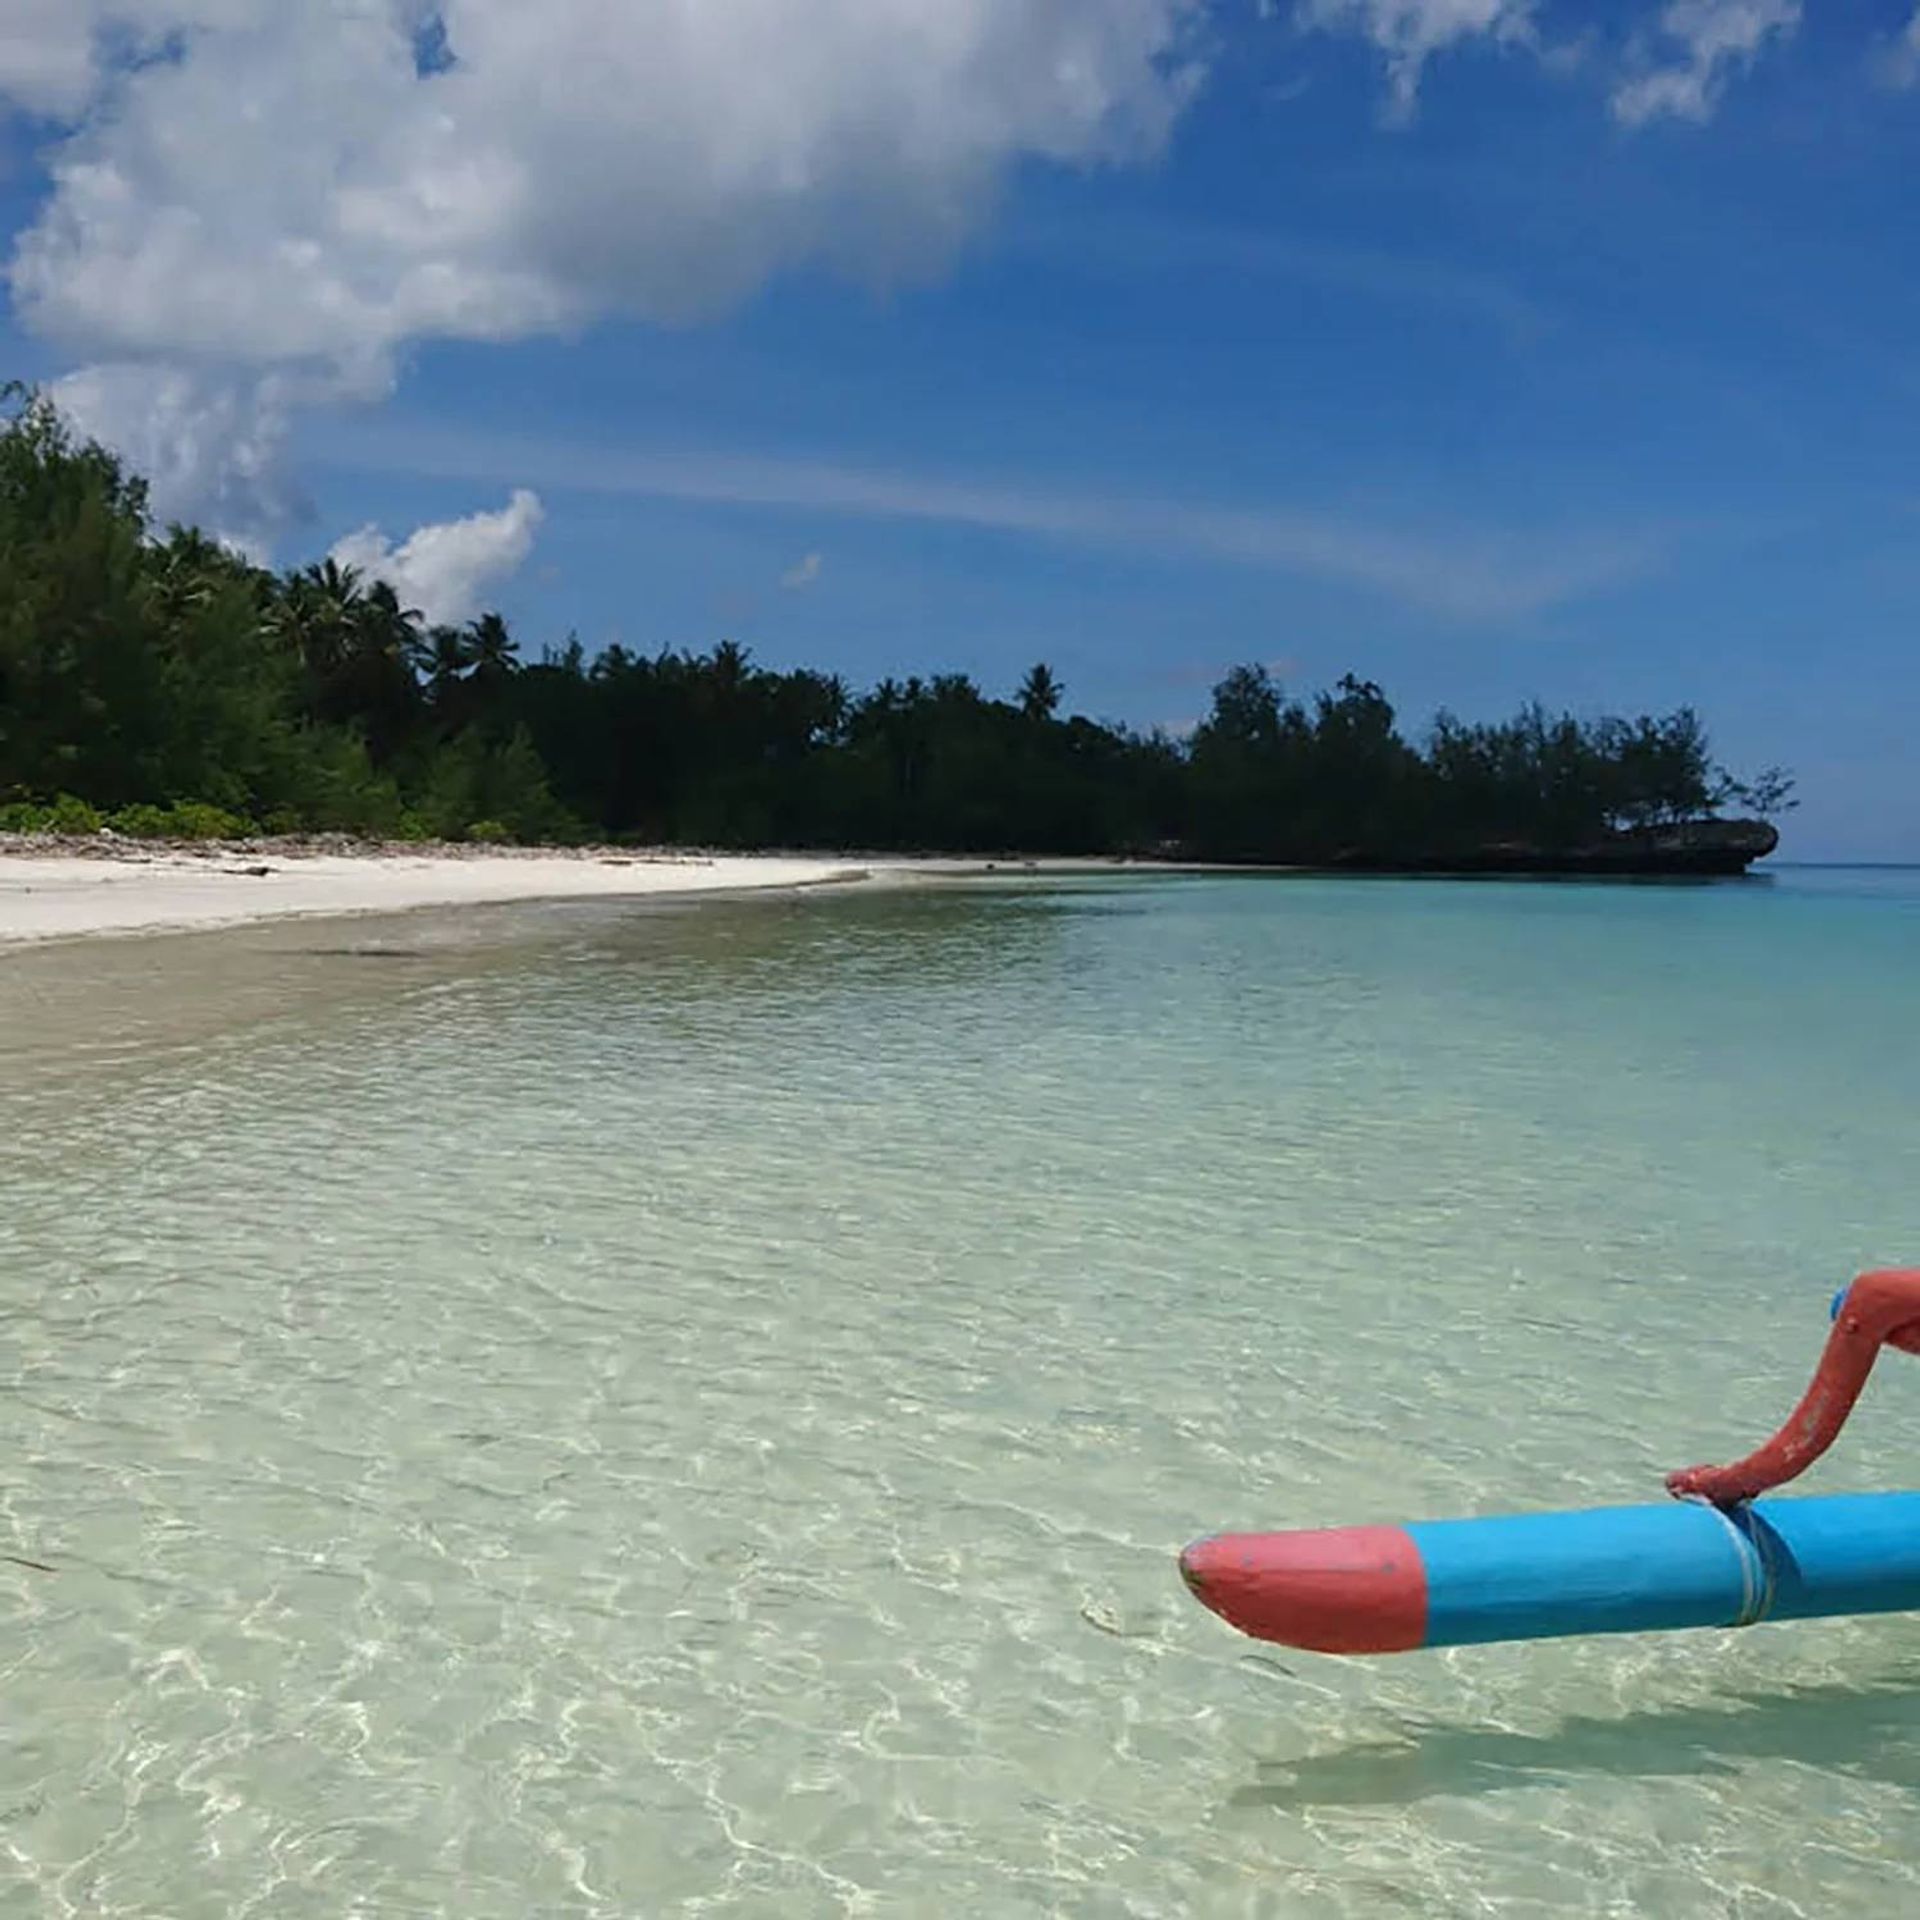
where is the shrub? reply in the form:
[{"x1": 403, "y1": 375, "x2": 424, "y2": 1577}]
[
  {"x1": 466, "y1": 817, "x2": 513, "y2": 844},
  {"x1": 44, "y1": 794, "x2": 103, "y2": 835},
  {"x1": 107, "y1": 804, "x2": 174, "y2": 838},
  {"x1": 163, "y1": 801, "x2": 254, "y2": 841},
  {"x1": 106, "y1": 800, "x2": 254, "y2": 840}
]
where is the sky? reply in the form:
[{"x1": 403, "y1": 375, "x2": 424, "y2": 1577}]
[{"x1": 0, "y1": 2, "x2": 1916, "y2": 858}]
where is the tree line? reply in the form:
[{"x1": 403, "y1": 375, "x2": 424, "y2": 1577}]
[{"x1": 0, "y1": 386, "x2": 1792, "y2": 858}]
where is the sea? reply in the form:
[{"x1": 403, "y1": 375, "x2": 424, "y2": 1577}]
[{"x1": 4, "y1": 865, "x2": 1920, "y2": 1917}]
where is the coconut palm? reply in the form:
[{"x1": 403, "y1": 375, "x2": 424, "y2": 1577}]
[{"x1": 1018, "y1": 661, "x2": 1062, "y2": 723}]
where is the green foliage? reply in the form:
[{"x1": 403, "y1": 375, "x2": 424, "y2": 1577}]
[
  {"x1": 43, "y1": 794, "x2": 103, "y2": 834},
  {"x1": 1719, "y1": 765, "x2": 1799, "y2": 820},
  {"x1": 0, "y1": 793, "x2": 254, "y2": 839},
  {"x1": 108, "y1": 800, "x2": 255, "y2": 840},
  {"x1": 105, "y1": 803, "x2": 173, "y2": 838},
  {"x1": 1018, "y1": 662, "x2": 1062, "y2": 723},
  {"x1": 0, "y1": 381, "x2": 1792, "y2": 865},
  {"x1": 411, "y1": 728, "x2": 573, "y2": 844},
  {"x1": 0, "y1": 796, "x2": 104, "y2": 834},
  {"x1": 1420, "y1": 703, "x2": 1730, "y2": 853}
]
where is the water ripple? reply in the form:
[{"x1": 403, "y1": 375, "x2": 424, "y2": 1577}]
[{"x1": 4, "y1": 876, "x2": 1920, "y2": 1914}]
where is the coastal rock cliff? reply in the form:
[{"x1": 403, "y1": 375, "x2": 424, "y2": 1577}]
[{"x1": 1323, "y1": 818, "x2": 1781, "y2": 877}]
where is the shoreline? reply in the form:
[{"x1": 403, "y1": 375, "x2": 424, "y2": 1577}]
[
  {"x1": 0, "y1": 835, "x2": 1170, "y2": 948},
  {"x1": 0, "y1": 829, "x2": 1782, "y2": 949}
]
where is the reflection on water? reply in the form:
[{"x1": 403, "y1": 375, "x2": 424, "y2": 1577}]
[{"x1": 5, "y1": 870, "x2": 1920, "y2": 1916}]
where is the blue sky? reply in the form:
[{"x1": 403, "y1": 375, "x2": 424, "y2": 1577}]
[{"x1": 2, "y1": 3, "x2": 1918, "y2": 856}]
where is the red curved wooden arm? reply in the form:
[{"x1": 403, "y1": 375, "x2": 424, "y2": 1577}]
[{"x1": 1666, "y1": 1269, "x2": 1920, "y2": 1506}]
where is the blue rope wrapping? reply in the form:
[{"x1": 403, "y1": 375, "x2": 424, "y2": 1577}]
[{"x1": 1682, "y1": 1495, "x2": 1781, "y2": 1628}]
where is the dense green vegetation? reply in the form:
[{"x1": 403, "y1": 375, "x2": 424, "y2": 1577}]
[{"x1": 0, "y1": 386, "x2": 1792, "y2": 858}]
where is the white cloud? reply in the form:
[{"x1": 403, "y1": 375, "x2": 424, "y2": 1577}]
[
  {"x1": 3, "y1": 0, "x2": 1205, "y2": 539},
  {"x1": 0, "y1": 1, "x2": 105, "y2": 119},
  {"x1": 0, "y1": 1, "x2": 263, "y2": 121},
  {"x1": 329, "y1": 488, "x2": 545, "y2": 626},
  {"x1": 321, "y1": 417, "x2": 1661, "y2": 621},
  {"x1": 50, "y1": 360, "x2": 309, "y2": 553},
  {"x1": 1882, "y1": 7, "x2": 1920, "y2": 88},
  {"x1": 1611, "y1": 0, "x2": 1800, "y2": 125},
  {"x1": 781, "y1": 551, "x2": 825, "y2": 590},
  {"x1": 1297, "y1": 0, "x2": 1537, "y2": 119}
]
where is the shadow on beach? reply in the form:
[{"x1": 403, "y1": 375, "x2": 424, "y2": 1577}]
[{"x1": 1237, "y1": 1664, "x2": 1920, "y2": 1810}]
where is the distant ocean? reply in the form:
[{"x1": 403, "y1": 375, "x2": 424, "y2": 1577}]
[{"x1": 6, "y1": 866, "x2": 1920, "y2": 1916}]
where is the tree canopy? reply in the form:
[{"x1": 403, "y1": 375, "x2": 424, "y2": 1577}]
[{"x1": 0, "y1": 386, "x2": 1792, "y2": 858}]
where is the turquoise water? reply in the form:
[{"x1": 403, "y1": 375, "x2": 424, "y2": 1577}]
[{"x1": 5, "y1": 868, "x2": 1920, "y2": 1917}]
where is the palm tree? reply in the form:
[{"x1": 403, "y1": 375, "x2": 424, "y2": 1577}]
[
  {"x1": 149, "y1": 526, "x2": 233, "y2": 618},
  {"x1": 424, "y1": 624, "x2": 475, "y2": 716},
  {"x1": 708, "y1": 638, "x2": 752, "y2": 697},
  {"x1": 812, "y1": 671, "x2": 851, "y2": 746},
  {"x1": 269, "y1": 566, "x2": 423, "y2": 763},
  {"x1": 465, "y1": 611, "x2": 519, "y2": 682},
  {"x1": 441, "y1": 611, "x2": 521, "y2": 736},
  {"x1": 1018, "y1": 661, "x2": 1062, "y2": 723},
  {"x1": 357, "y1": 579, "x2": 426, "y2": 677},
  {"x1": 269, "y1": 561, "x2": 361, "y2": 689},
  {"x1": 346, "y1": 581, "x2": 427, "y2": 761}
]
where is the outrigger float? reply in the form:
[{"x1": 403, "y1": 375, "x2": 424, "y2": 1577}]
[{"x1": 1180, "y1": 1268, "x2": 1920, "y2": 1655}]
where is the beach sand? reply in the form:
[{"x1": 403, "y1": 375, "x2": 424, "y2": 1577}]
[{"x1": 0, "y1": 838, "x2": 1012, "y2": 946}]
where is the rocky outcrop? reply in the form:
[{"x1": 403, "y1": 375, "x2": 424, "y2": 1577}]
[
  {"x1": 1325, "y1": 818, "x2": 1781, "y2": 877},
  {"x1": 1140, "y1": 818, "x2": 1783, "y2": 876}
]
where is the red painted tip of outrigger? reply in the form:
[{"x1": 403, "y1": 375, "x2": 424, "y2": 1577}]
[{"x1": 1179, "y1": 1525, "x2": 1429, "y2": 1654}]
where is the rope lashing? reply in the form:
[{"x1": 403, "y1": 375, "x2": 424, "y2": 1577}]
[{"x1": 1678, "y1": 1494, "x2": 1782, "y2": 1627}]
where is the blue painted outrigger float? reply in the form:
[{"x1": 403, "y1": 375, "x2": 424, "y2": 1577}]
[{"x1": 1181, "y1": 1269, "x2": 1920, "y2": 1655}]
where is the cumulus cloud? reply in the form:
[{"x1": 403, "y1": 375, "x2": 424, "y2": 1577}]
[
  {"x1": 1611, "y1": 0, "x2": 1800, "y2": 125},
  {"x1": 780, "y1": 551, "x2": 825, "y2": 590},
  {"x1": 2, "y1": 0, "x2": 1205, "y2": 540},
  {"x1": 0, "y1": 1, "x2": 106, "y2": 119},
  {"x1": 330, "y1": 489, "x2": 545, "y2": 626},
  {"x1": 0, "y1": 1, "x2": 263, "y2": 121},
  {"x1": 1296, "y1": 0, "x2": 1537, "y2": 119},
  {"x1": 50, "y1": 360, "x2": 307, "y2": 554}
]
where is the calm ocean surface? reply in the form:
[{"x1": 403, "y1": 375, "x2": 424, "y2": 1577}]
[{"x1": 5, "y1": 867, "x2": 1920, "y2": 1917}]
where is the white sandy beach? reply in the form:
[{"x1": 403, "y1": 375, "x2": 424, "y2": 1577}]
[{"x1": 0, "y1": 841, "x2": 971, "y2": 945}]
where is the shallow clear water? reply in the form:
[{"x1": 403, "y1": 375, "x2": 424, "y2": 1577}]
[{"x1": 5, "y1": 868, "x2": 1920, "y2": 1917}]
